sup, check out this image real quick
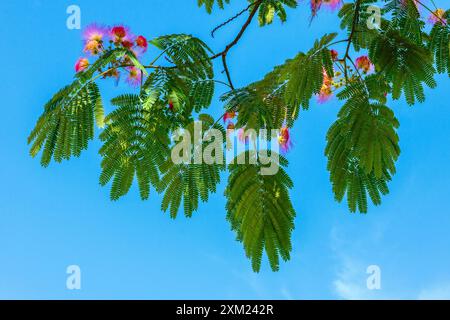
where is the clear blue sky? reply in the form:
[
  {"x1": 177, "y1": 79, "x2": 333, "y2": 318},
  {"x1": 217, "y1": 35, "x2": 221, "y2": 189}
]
[{"x1": 1, "y1": 0, "x2": 450, "y2": 299}]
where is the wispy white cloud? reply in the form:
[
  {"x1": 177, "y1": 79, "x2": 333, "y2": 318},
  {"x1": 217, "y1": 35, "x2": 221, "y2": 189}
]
[
  {"x1": 330, "y1": 227, "x2": 386, "y2": 300},
  {"x1": 330, "y1": 226, "x2": 450, "y2": 300},
  {"x1": 333, "y1": 256, "x2": 371, "y2": 300}
]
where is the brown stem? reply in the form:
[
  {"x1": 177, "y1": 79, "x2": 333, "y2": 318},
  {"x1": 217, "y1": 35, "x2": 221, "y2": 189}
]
[
  {"x1": 211, "y1": 2, "x2": 255, "y2": 38},
  {"x1": 208, "y1": 0, "x2": 263, "y2": 116},
  {"x1": 343, "y1": 0, "x2": 362, "y2": 81},
  {"x1": 222, "y1": 53, "x2": 235, "y2": 89}
]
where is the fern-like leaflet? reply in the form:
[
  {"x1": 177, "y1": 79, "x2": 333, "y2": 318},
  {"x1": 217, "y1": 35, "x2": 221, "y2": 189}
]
[{"x1": 225, "y1": 151, "x2": 295, "y2": 272}]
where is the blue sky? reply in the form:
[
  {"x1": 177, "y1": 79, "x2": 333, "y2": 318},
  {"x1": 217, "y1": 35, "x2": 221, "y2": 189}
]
[{"x1": 1, "y1": 0, "x2": 450, "y2": 299}]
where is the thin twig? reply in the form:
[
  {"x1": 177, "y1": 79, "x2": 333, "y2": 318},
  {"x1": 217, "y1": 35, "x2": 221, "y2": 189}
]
[
  {"x1": 343, "y1": 0, "x2": 362, "y2": 81},
  {"x1": 209, "y1": 0, "x2": 263, "y2": 123},
  {"x1": 222, "y1": 54, "x2": 234, "y2": 89},
  {"x1": 211, "y1": 2, "x2": 255, "y2": 38}
]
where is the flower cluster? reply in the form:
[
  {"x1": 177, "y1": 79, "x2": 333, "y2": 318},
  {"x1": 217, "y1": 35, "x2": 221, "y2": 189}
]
[
  {"x1": 75, "y1": 23, "x2": 149, "y2": 87},
  {"x1": 223, "y1": 112, "x2": 250, "y2": 146},
  {"x1": 223, "y1": 111, "x2": 238, "y2": 139},
  {"x1": 224, "y1": 111, "x2": 236, "y2": 124},
  {"x1": 428, "y1": 8, "x2": 447, "y2": 25},
  {"x1": 321, "y1": 0, "x2": 343, "y2": 11},
  {"x1": 310, "y1": 0, "x2": 343, "y2": 18},
  {"x1": 317, "y1": 50, "x2": 340, "y2": 103},
  {"x1": 355, "y1": 55, "x2": 374, "y2": 74},
  {"x1": 318, "y1": 68, "x2": 334, "y2": 103},
  {"x1": 317, "y1": 50, "x2": 375, "y2": 103},
  {"x1": 83, "y1": 24, "x2": 107, "y2": 56},
  {"x1": 278, "y1": 126, "x2": 293, "y2": 154},
  {"x1": 75, "y1": 57, "x2": 89, "y2": 73}
]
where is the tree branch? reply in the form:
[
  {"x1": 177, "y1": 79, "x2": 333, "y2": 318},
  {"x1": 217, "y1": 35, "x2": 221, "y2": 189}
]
[
  {"x1": 209, "y1": 0, "x2": 263, "y2": 113},
  {"x1": 211, "y1": 2, "x2": 255, "y2": 38},
  {"x1": 343, "y1": 0, "x2": 362, "y2": 81},
  {"x1": 90, "y1": 0, "x2": 263, "y2": 91},
  {"x1": 222, "y1": 53, "x2": 235, "y2": 89}
]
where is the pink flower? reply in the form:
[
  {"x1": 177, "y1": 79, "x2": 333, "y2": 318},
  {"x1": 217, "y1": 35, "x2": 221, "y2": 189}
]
[
  {"x1": 110, "y1": 26, "x2": 127, "y2": 41},
  {"x1": 330, "y1": 49, "x2": 339, "y2": 61},
  {"x1": 318, "y1": 87, "x2": 332, "y2": 103},
  {"x1": 84, "y1": 40, "x2": 103, "y2": 55},
  {"x1": 75, "y1": 58, "x2": 89, "y2": 73},
  {"x1": 82, "y1": 24, "x2": 107, "y2": 55},
  {"x1": 83, "y1": 23, "x2": 107, "y2": 42},
  {"x1": 278, "y1": 126, "x2": 293, "y2": 154},
  {"x1": 310, "y1": 0, "x2": 323, "y2": 18},
  {"x1": 223, "y1": 111, "x2": 236, "y2": 123},
  {"x1": 317, "y1": 69, "x2": 333, "y2": 103},
  {"x1": 125, "y1": 67, "x2": 142, "y2": 87},
  {"x1": 428, "y1": 8, "x2": 446, "y2": 25},
  {"x1": 322, "y1": 0, "x2": 343, "y2": 11},
  {"x1": 109, "y1": 25, "x2": 135, "y2": 47},
  {"x1": 310, "y1": 0, "x2": 342, "y2": 20},
  {"x1": 136, "y1": 35, "x2": 148, "y2": 53},
  {"x1": 355, "y1": 55, "x2": 374, "y2": 74}
]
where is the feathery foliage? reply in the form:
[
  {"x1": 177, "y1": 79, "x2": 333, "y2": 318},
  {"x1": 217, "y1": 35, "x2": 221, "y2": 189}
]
[
  {"x1": 198, "y1": 0, "x2": 231, "y2": 13},
  {"x1": 141, "y1": 68, "x2": 216, "y2": 126},
  {"x1": 258, "y1": 0, "x2": 298, "y2": 26},
  {"x1": 28, "y1": 81, "x2": 103, "y2": 167},
  {"x1": 284, "y1": 33, "x2": 336, "y2": 110},
  {"x1": 428, "y1": 9, "x2": 450, "y2": 76},
  {"x1": 369, "y1": 29, "x2": 437, "y2": 105},
  {"x1": 146, "y1": 34, "x2": 215, "y2": 115},
  {"x1": 339, "y1": 0, "x2": 382, "y2": 51},
  {"x1": 384, "y1": 0, "x2": 424, "y2": 43},
  {"x1": 225, "y1": 152, "x2": 295, "y2": 272},
  {"x1": 150, "y1": 34, "x2": 213, "y2": 80},
  {"x1": 221, "y1": 65, "x2": 295, "y2": 130},
  {"x1": 326, "y1": 74, "x2": 400, "y2": 213},
  {"x1": 198, "y1": 0, "x2": 297, "y2": 26},
  {"x1": 99, "y1": 94, "x2": 170, "y2": 200},
  {"x1": 158, "y1": 114, "x2": 226, "y2": 218}
]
